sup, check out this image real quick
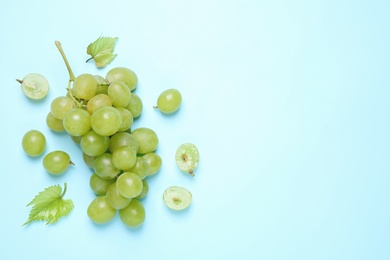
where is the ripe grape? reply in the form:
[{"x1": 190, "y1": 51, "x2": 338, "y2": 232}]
[
  {"x1": 109, "y1": 132, "x2": 139, "y2": 154},
  {"x1": 91, "y1": 106, "x2": 122, "y2": 136},
  {"x1": 131, "y1": 127, "x2": 159, "y2": 154},
  {"x1": 125, "y1": 93, "x2": 143, "y2": 118},
  {"x1": 86, "y1": 94, "x2": 112, "y2": 114},
  {"x1": 106, "y1": 182, "x2": 132, "y2": 209},
  {"x1": 155, "y1": 88, "x2": 182, "y2": 114},
  {"x1": 46, "y1": 112, "x2": 65, "y2": 132},
  {"x1": 72, "y1": 73, "x2": 98, "y2": 100},
  {"x1": 50, "y1": 96, "x2": 74, "y2": 120},
  {"x1": 22, "y1": 130, "x2": 46, "y2": 157},
  {"x1": 128, "y1": 156, "x2": 149, "y2": 180},
  {"x1": 111, "y1": 146, "x2": 137, "y2": 171},
  {"x1": 17, "y1": 73, "x2": 49, "y2": 100},
  {"x1": 93, "y1": 153, "x2": 120, "y2": 180},
  {"x1": 106, "y1": 67, "x2": 138, "y2": 91},
  {"x1": 143, "y1": 152, "x2": 162, "y2": 176},
  {"x1": 116, "y1": 172, "x2": 143, "y2": 198},
  {"x1": 135, "y1": 179, "x2": 149, "y2": 200},
  {"x1": 107, "y1": 81, "x2": 131, "y2": 107},
  {"x1": 87, "y1": 196, "x2": 116, "y2": 224},
  {"x1": 163, "y1": 186, "x2": 192, "y2": 210},
  {"x1": 119, "y1": 199, "x2": 145, "y2": 228},
  {"x1": 90, "y1": 173, "x2": 115, "y2": 195},
  {"x1": 116, "y1": 107, "x2": 133, "y2": 132},
  {"x1": 43, "y1": 150, "x2": 73, "y2": 174},
  {"x1": 80, "y1": 130, "x2": 110, "y2": 157},
  {"x1": 63, "y1": 108, "x2": 91, "y2": 136},
  {"x1": 175, "y1": 143, "x2": 199, "y2": 176}
]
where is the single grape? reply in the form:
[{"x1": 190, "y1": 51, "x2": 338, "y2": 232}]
[
  {"x1": 131, "y1": 127, "x2": 158, "y2": 154},
  {"x1": 91, "y1": 106, "x2": 122, "y2": 136},
  {"x1": 119, "y1": 199, "x2": 145, "y2": 228},
  {"x1": 63, "y1": 108, "x2": 91, "y2": 136},
  {"x1": 22, "y1": 130, "x2": 46, "y2": 157},
  {"x1": 175, "y1": 143, "x2": 199, "y2": 176},
  {"x1": 93, "y1": 153, "x2": 120, "y2": 180},
  {"x1": 135, "y1": 179, "x2": 149, "y2": 200},
  {"x1": 143, "y1": 152, "x2": 162, "y2": 176},
  {"x1": 70, "y1": 135, "x2": 82, "y2": 144},
  {"x1": 106, "y1": 182, "x2": 132, "y2": 209},
  {"x1": 163, "y1": 186, "x2": 192, "y2": 210},
  {"x1": 90, "y1": 173, "x2": 115, "y2": 195},
  {"x1": 116, "y1": 172, "x2": 143, "y2": 198},
  {"x1": 109, "y1": 132, "x2": 139, "y2": 154},
  {"x1": 107, "y1": 81, "x2": 131, "y2": 107},
  {"x1": 80, "y1": 130, "x2": 110, "y2": 157},
  {"x1": 46, "y1": 112, "x2": 65, "y2": 132},
  {"x1": 154, "y1": 88, "x2": 182, "y2": 114},
  {"x1": 17, "y1": 73, "x2": 49, "y2": 100},
  {"x1": 128, "y1": 156, "x2": 149, "y2": 180},
  {"x1": 82, "y1": 152, "x2": 95, "y2": 168},
  {"x1": 87, "y1": 196, "x2": 116, "y2": 224},
  {"x1": 125, "y1": 93, "x2": 143, "y2": 118},
  {"x1": 43, "y1": 150, "x2": 73, "y2": 175},
  {"x1": 116, "y1": 107, "x2": 133, "y2": 132},
  {"x1": 72, "y1": 73, "x2": 98, "y2": 101},
  {"x1": 50, "y1": 96, "x2": 74, "y2": 120},
  {"x1": 111, "y1": 146, "x2": 137, "y2": 171},
  {"x1": 94, "y1": 75, "x2": 109, "y2": 95},
  {"x1": 86, "y1": 94, "x2": 112, "y2": 114},
  {"x1": 106, "y1": 67, "x2": 138, "y2": 91}
]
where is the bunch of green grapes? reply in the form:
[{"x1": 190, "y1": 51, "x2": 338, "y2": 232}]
[{"x1": 48, "y1": 43, "x2": 162, "y2": 227}]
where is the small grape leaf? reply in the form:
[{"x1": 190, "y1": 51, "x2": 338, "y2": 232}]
[
  {"x1": 23, "y1": 183, "x2": 74, "y2": 226},
  {"x1": 86, "y1": 36, "x2": 118, "y2": 68}
]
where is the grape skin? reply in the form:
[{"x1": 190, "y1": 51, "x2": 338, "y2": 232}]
[
  {"x1": 22, "y1": 130, "x2": 46, "y2": 157},
  {"x1": 43, "y1": 150, "x2": 72, "y2": 174},
  {"x1": 155, "y1": 88, "x2": 182, "y2": 114}
]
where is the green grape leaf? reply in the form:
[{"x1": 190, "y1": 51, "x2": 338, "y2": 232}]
[
  {"x1": 86, "y1": 36, "x2": 118, "y2": 68},
  {"x1": 23, "y1": 183, "x2": 74, "y2": 226}
]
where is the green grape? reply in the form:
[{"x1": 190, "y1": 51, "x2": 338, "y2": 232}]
[
  {"x1": 72, "y1": 73, "x2": 97, "y2": 101},
  {"x1": 106, "y1": 182, "x2": 132, "y2": 209},
  {"x1": 90, "y1": 173, "x2": 115, "y2": 195},
  {"x1": 163, "y1": 186, "x2": 192, "y2": 210},
  {"x1": 119, "y1": 199, "x2": 145, "y2": 228},
  {"x1": 143, "y1": 152, "x2": 162, "y2": 176},
  {"x1": 116, "y1": 172, "x2": 143, "y2": 198},
  {"x1": 112, "y1": 146, "x2": 137, "y2": 171},
  {"x1": 131, "y1": 127, "x2": 158, "y2": 154},
  {"x1": 91, "y1": 106, "x2": 122, "y2": 136},
  {"x1": 50, "y1": 96, "x2": 74, "y2": 120},
  {"x1": 116, "y1": 107, "x2": 133, "y2": 132},
  {"x1": 128, "y1": 156, "x2": 149, "y2": 180},
  {"x1": 87, "y1": 195, "x2": 116, "y2": 224},
  {"x1": 93, "y1": 153, "x2": 121, "y2": 180},
  {"x1": 80, "y1": 130, "x2": 110, "y2": 157},
  {"x1": 106, "y1": 67, "x2": 138, "y2": 91},
  {"x1": 154, "y1": 88, "x2": 182, "y2": 114},
  {"x1": 82, "y1": 152, "x2": 95, "y2": 169},
  {"x1": 175, "y1": 143, "x2": 199, "y2": 176},
  {"x1": 70, "y1": 135, "x2": 82, "y2": 144},
  {"x1": 94, "y1": 75, "x2": 109, "y2": 95},
  {"x1": 17, "y1": 73, "x2": 49, "y2": 100},
  {"x1": 107, "y1": 81, "x2": 131, "y2": 107},
  {"x1": 22, "y1": 130, "x2": 46, "y2": 157},
  {"x1": 86, "y1": 94, "x2": 112, "y2": 114},
  {"x1": 43, "y1": 150, "x2": 73, "y2": 175},
  {"x1": 135, "y1": 179, "x2": 149, "y2": 200},
  {"x1": 46, "y1": 112, "x2": 65, "y2": 132},
  {"x1": 125, "y1": 93, "x2": 143, "y2": 118},
  {"x1": 109, "y1": 132, "x2": 139, "y2": 154},
  {"x1": 63, "y1": 108, "x2": 91, "y2": 136}
]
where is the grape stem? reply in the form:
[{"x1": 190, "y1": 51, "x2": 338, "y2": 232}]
[
  {"x1": 61, "y1": 183, "x2": 68, "y2": 198},
  {"x1": 55, "y1": 41, "x2": 83, "y2": 108}
]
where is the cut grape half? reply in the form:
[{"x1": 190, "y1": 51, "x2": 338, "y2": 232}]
[
  {"x1": 163, "y1": 186, "x2": 192, "y2": 210},
  {"x1": 17, "y1": 73, "x2": 49, "y2": 100},
  {"x1": 175, "y1": 143, "x2": 199, "y2": 176}
]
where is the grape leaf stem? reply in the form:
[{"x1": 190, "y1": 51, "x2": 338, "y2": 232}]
[{"x1": 61, "y1": 183, "x2": 68, "y2": 198}]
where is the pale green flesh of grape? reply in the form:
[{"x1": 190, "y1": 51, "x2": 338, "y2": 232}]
[
  {"x1": 163, "y1": 186, "x2": 192, "y2": 210},
  {"x1": 20, "y1": 73, "x2": 49, "y2": 99},
  {"x1": 175, "y1": 143, "x2": 199, "y2": 176}
]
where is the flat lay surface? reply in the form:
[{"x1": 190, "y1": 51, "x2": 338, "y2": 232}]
[{"x1": 1, "y1": 0, "x2": 390, "y2": 259}]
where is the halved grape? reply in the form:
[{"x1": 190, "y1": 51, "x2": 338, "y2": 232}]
[
  {"x1": 175, "y1": 143, "x2": 199, "y2": 176},
  {"x1": 17, "y1": 73, "x2": 49, "y2": 100},
  {"x1": 163, "y1": 186, "x2": 192, "y2": 210}
]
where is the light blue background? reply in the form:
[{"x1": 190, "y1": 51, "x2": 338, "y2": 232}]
[{"x1": 1, "y1": 0, "x2": 390, "y2": 259}]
